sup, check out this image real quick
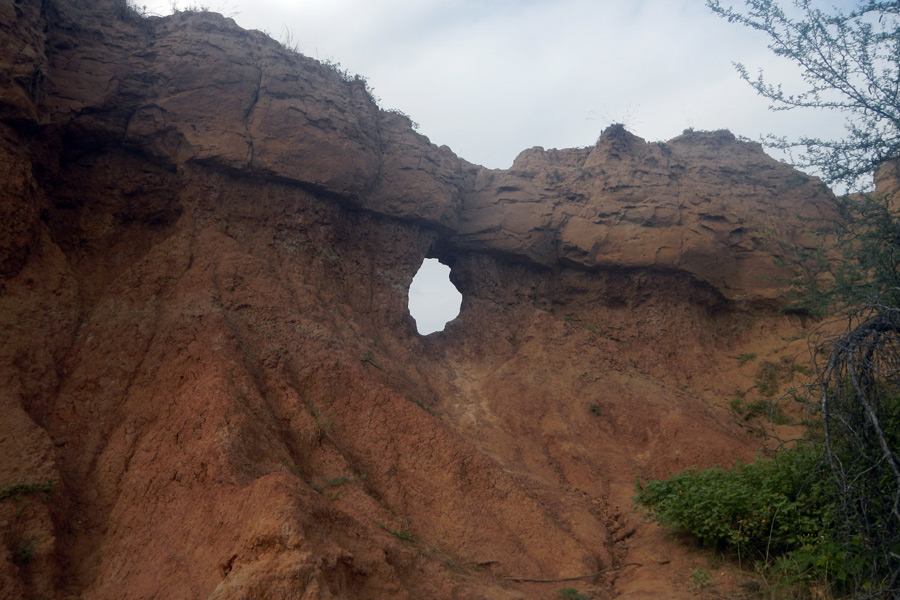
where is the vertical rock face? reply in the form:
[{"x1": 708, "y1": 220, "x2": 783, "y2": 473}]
[{"x1": 1, "y1": 1, "x2": 833, "y2": 599}]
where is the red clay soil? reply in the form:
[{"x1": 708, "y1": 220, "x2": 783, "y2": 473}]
[{"x1": 1, "y1": 1, "x2": 836, "y2": 598}]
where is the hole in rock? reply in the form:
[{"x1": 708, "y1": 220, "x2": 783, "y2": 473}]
[{"x1": 408, "y1": 258, "x2": 462, "y2": 335}]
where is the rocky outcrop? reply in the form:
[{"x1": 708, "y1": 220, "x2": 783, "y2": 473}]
[
  {"x1": 1, "y1": 1, "x2": 832, "y2": 599},
  {"x1": 3, "y1": 0, "x2": 831, "y2": 300},
  {"x1": 458, "y1": 126, "x2": 832, "y2": 302}
]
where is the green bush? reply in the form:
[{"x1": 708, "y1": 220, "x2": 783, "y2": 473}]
[{"x1": 634, "y1": 445, "x2": 847, "y2": 582}]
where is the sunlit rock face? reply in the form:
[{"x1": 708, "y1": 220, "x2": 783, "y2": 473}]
[{"x1": 1, "y1": 1, "x2": 833, "y2": 599}]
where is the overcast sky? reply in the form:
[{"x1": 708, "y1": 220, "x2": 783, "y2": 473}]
[{"x1": 137, "y1": 0, "x2": 858, "y2": 333}]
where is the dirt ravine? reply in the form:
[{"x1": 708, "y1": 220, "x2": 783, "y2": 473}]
[{"x1": 2, "y1": 1, "x2": 832, "y2": 598}]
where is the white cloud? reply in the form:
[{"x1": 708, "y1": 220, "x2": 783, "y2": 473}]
[{"x1": 141, "y1": 0, "x2": 849, "y2": 169}]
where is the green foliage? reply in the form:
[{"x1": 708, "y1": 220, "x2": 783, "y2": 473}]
[
  {"x1": 311, "y1": 409, "x2": 332, "y2": 433},
  {"x1": 781, "y1": 194, "x2": 900, "y2": 317},
  {"x1": 635, "y1": 446, "x2": 840, "y2": 572},
  {"x1": 320, "y1": 476, "x2": 350, "y2": 488},
  {"x1": 282, "y1": 459, "x2": 303, "y2": 476},
  {"x1": 282, "y1": 460, "x2": 322, "y2": 492},
  {"x1": 792, "y1": 195, "x2": 900, "y2": 596},
  {"x1": 728, "y1": 355, "x2": 808, "y2": 429},
  {"x1": 821, "y1": 386, "x2": 900, "y2": 594},
  {"x1": 13, "y1": 539, "x2": 36, "y2": 565},
  {"x1": 168, "y1": 1, "x2": 211, "y2": 12},
  {"x1": 278, "y1": 25, "x2": 300, "y2": 54},
  {"x1": 172, "y1": 1, "x2": 211, "y2": 12},
  {"x1": 556, "y1": 588, "x2": 588, "y2": 600},
  {"x1": 736, "y1": 352, "x2": 758, "y2": 365},
  {"x1": 386, "y1": 108, "x2": 420, "y2": 131},
  {"x1": 360, "y1": 351, "x2": 384, "y2": 371},
  {"x1": 406, "y1": 395, "x2": 439, "y2": 416},
  {"x1": 561, "y1": 314, "x2": 602, "y2": 336},
  {"x1": 378, "y1": 519, "x2": 414, "y2": 542},
  {"x1": 588, "y1": 403, "x2": 602, "y2": 416},
  {"x1": 751, "y1": 357, "x2": 808, "y2": 399},
  {"x1": 0, "y1": 481, "x2": 54, "y2": 502},
  {"x1": 690, "y1": 567, "x2": 713, "y2": 590},
  {"x1": 833, "y1": 194, "x2": 900, "y2": 308},
  {"x1": 320, "y1": 473, "x2": 364, "y2": 488},
  {"x1": 730, "y1": 398, "x2": 793, "y2": 426},
  {"x1": 1, "y1": 483, "x2": 53, "y2": 569},
  {"x1": 320, "y1": 59, "x2": 379, "y2": 105},
  {"x1": 754, "y1": 360, "x2": 785, "y2": 398}
]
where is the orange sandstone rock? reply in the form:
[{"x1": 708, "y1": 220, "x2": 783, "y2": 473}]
[{"x1": 0, "y1": 1, "x2": 833, "y2": 598}]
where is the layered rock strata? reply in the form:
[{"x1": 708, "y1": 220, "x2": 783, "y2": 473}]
[{"x1": 1, "y1": 1, "x2": 833, "y2": 598}]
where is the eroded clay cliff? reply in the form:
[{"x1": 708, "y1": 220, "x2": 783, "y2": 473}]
[{"x1": 1, "y1": 1, "x2": 834, "y2": 598}]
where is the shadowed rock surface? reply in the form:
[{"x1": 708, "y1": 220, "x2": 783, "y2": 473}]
[{"x1": 1, "y1": 1, "x2": 834, "y2": 598}]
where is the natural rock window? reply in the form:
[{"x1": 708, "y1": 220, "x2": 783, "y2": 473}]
[{"x1": 408, "y1": 258, "x2": 462, "y2": 334}]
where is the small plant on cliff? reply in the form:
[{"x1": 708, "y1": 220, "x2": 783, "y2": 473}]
[
  {"x1": 735, "y1": 352, "x2": 757, "y2": 365},
  {"x1": 730, "y1": 398, "x2": 792, "y2": 427},
  {"x1": 2, "y1": 482, "x2": 54, "y2": 569},
  {"x1": 689, "y1": 568, "x2": 713, "y2": 590},
  {"x1": 360, "y1": 351, "x2": 384, "y2": 371},
  {"x1": 377, "y1": 519, "x2": 414, "y2": 542},
  {"x1": 279, "y1": 25, "x2": 301, "y2": 54},
  {"x1": 386, "y1": 108, "x2": 420, "y2": 131},
  {"x1": 13, "y1": 539, "x2": 37, "y2": 565},
  {"x1": 556, "y1": 588, "x2": 588, "y2": 600},
  {"x1": 311, "y1": 409, "x2": 332, "y2": 434},
  {"x1": 0, "y1": 481, "x2": 54, "y2": 502},
  {"x1": 406, "y1": 395, "x2": 439, "y2": 416},
  {"x1": 169, "y1": 1, "x2": 211, "y2": 12},
  {"x1": 320, "y1": 59, "x2": 379, "y2": 105}
]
